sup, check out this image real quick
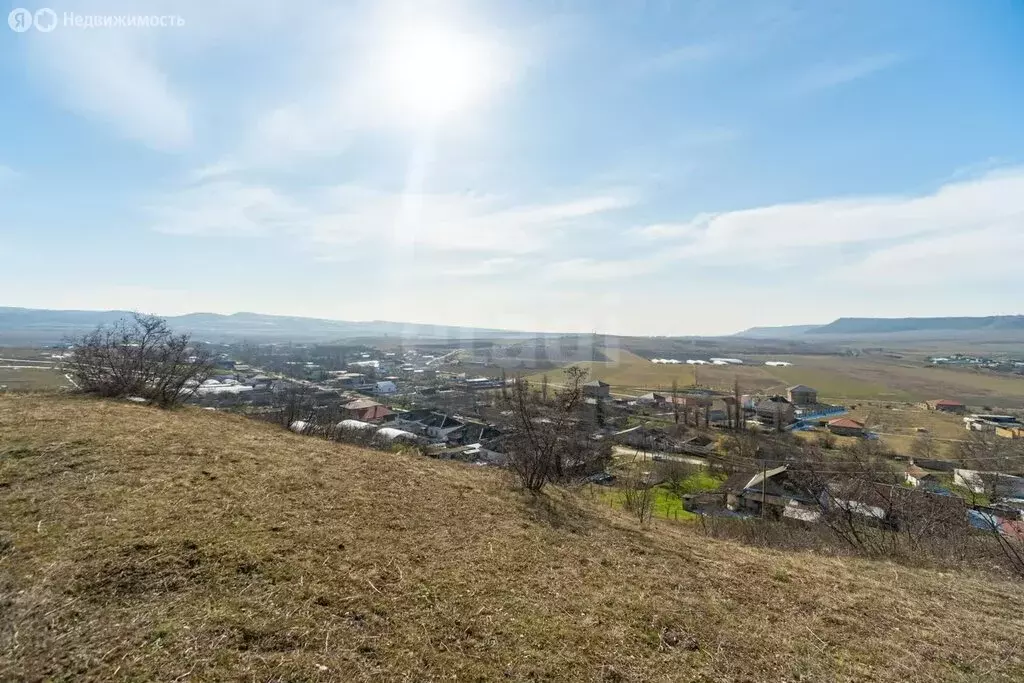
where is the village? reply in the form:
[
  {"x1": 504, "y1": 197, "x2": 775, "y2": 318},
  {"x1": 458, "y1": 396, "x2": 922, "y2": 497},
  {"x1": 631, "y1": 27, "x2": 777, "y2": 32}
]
[{"x1": 183, "y1": 342, "x2": 1024, "y2": 544}]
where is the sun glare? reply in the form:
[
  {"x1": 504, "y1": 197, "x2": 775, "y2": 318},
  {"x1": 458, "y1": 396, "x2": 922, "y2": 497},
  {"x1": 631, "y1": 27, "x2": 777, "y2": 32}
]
[{"x1": 380, "y1": 24, "x2": 494, "y2": 122}]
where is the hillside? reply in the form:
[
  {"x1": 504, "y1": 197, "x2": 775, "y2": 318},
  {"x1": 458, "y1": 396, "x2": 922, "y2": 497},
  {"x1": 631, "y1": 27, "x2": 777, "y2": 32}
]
[
  {"x1": 812, "y1": 316, "x2": 1024, "y2": 337},
  {"x1": 734, "y1": 316, "x2": 1024, "y2": 341},
  {"x1": 733, "y1": 324, "x2": 824, "y2": 339},
  {"x1": 2, "y1": 395, "x2": 1024, "y2": 681}
]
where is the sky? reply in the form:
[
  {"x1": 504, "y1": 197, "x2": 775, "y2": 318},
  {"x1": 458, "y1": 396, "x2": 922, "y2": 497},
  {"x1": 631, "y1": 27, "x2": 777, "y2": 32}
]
[{"x1": 1, "y1": 0, "x2": 1023, "y2": 336}]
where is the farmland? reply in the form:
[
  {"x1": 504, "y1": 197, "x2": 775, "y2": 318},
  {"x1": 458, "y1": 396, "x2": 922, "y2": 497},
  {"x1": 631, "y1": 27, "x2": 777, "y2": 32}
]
[
  {"x1": 0, "y1": 349, "x2": 72, "y2": 390},
  {"x1": 528, "y1": 348, "x2": 1024, "y2": 408}
]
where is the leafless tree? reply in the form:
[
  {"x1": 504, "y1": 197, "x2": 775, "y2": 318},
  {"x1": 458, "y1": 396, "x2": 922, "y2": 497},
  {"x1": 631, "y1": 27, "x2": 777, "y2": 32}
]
[
  {"x1": 62, "y1": 313, "x2": 215, "y2": 408},
  {"x1": 909, "y1": 432, "x2": 939, "y2": 461},
  {"x1": 504, "y1": 367, "x2": 609, "y2": 492},
  {"x1": 658, "y1": 459, "x2": 697, "y2": 500},
  {"x1": 622, "y1": 472, "x2": 655, "y2": 526},
  {"x1": 956, "y1": 430, "x2": 1018, "y2": 473}
]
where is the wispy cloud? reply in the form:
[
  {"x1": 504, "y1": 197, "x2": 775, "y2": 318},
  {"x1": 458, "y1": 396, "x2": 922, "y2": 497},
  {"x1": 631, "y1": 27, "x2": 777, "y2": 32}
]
[
  {"x1": 631, "y1": 167, "x2": 1024, "y2": 280},
  {"x1": 634, "y1": 42, "x2": 726, "y2": 74},
  {"x1": 16, "y1": 0, "x2": 309, "y2": 152},
  {"x1": 24, "y1": 24, "x2": 191, "y2": 151},
  {"x1": 151, "y1": 177, "x2": 635, "y2": 256},
  {"x1": 631, "y1": 222, "x2": 700, "y2": 240},
  {"x1": 794, "y1": 53, "x2": 901, "y2": 92},
  {"x1": 545, "y1": 257, "x2": 662, "y2": 282}
]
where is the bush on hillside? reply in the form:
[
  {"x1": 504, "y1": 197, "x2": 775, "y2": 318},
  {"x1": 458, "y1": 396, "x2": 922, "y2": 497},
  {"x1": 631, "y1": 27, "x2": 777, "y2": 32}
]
[{"x1": 62, "y1": 313, "x2": 215, "y2": 408}]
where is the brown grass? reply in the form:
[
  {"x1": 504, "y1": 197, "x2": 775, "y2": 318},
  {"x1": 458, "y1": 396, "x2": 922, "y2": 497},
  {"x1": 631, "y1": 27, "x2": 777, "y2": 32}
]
[{"x1": 2, "y1": 393, "x2": 1023, "y2": 682}]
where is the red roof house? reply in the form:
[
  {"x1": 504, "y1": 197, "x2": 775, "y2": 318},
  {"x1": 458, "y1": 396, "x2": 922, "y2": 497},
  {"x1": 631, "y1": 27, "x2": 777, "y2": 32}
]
[
  {"x1": 931, "y1": 399, "x2": 966, "y2": 413},
  {"x1": 827, "y1": 418, "x2": 866, "y2": 437}
]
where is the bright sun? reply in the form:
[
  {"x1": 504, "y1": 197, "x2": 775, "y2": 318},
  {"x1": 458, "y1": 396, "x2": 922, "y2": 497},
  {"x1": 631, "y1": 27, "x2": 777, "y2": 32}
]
[{"x1": 379, "y1": 24, "x2": 494, "y2": 122}]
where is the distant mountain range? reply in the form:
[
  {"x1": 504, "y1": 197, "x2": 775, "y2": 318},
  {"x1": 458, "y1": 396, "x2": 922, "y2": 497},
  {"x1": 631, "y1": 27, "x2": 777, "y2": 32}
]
[
  {"x1": 737, "y1": 316, "x2": 1024, "y2": 340},
  {"x1": 3, "y1": 307, "x2": 1023, "y2": 345},
  {"x1": 0, "y1": 307, "x2": 545, "y2": 344}
]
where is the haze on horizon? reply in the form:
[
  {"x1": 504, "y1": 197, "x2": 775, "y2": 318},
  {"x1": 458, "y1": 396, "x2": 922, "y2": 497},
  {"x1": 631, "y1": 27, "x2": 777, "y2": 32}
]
[{"x1": 2, "y1": 0, "x2": 1022, "y2": 336}]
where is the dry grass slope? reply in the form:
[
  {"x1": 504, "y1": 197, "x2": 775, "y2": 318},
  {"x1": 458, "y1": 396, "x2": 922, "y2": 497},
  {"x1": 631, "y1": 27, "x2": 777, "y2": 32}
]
[{"x1": 2, "y1": 394, "x2": 1023, "y2": 682}]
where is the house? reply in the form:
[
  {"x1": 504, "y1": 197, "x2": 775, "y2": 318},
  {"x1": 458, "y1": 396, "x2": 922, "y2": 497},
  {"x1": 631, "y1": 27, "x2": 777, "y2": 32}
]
[
  {"x1": 341, "y1": 398, "x2": 393, "y2": 423},
  {"x1": 582, "y1": 380, "x2": 611, "y2": 399},
  {"x1": 635, "y1": 392, "x2": 668, "y2": 406},
  {"x1": 724, "y1": 466, "x2": 817, "y2": 520},
  {"x1": 392, "y1": 409, "x2": 467, "y2": 441},
  {"x1": 755, "y1": 396, "x2": 795, "y2": 427},
  {"x1": 904, "y1": 464, "x2": 941, "y2": 488},
  {"x1": 954, "y1": 469, "x2": 1024, "y2": 498},
  {"x1": 329, "y1": 371, "x2": 366, "y2": 389},
  {"x1": 929, "y1": 399, "x2": 966, "y2": 414},
  {"x1": 786, "y1": 384, "x2": 818, "y2": 406},
  {"x1": 827, "y1": 417, "x2": 866, "y2": 437},
  {"x1": 374, "y1": 380, "x2": 398, "y2": 395}
]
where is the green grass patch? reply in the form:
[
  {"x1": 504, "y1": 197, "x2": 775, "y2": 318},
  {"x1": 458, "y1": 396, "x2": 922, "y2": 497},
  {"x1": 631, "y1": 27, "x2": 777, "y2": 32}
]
[
  {"x1": 675, "y1": 469, "x2": 726, "y2": 496},
  {"x1": 600, "y1": 485, "x2": 699, "y2": 521}
]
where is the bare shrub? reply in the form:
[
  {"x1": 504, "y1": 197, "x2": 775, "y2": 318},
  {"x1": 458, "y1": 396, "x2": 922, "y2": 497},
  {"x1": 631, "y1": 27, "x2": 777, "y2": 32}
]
[
  {"x1": 63, "y1": 313, "x2": 214, "y2": 408},
  {"x1": 503, "y1": 367, "x2": 610, "y2": 492},
  {"x1": 622, "y1": 474, "x2": 654, "y2": 526},
  {"x1": 657, "y1": 459, "x2": 697, "y2": 499}
]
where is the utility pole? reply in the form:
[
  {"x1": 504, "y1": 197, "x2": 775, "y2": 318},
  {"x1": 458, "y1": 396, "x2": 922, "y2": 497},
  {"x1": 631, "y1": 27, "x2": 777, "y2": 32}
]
[{"x1": 761, "y1": 464, "x2": 767, "y2": 518}]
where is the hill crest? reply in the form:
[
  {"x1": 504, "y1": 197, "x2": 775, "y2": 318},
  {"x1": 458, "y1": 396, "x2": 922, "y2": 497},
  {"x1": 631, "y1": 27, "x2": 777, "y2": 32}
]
[{"x1": 2, "y1": 394, "x2": 1023, "y2": 681}]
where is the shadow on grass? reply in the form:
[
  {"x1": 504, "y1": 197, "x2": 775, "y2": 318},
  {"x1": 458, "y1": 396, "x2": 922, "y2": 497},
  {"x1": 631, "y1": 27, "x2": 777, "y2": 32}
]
[{"x1": 519, "y1": 488, "x2": 594, "y2": 535}]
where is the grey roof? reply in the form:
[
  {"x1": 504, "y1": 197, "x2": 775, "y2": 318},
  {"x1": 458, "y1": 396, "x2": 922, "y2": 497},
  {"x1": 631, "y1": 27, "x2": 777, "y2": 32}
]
[{"x1": 787, "y1": 385, "x2": 817, "y2": 393}]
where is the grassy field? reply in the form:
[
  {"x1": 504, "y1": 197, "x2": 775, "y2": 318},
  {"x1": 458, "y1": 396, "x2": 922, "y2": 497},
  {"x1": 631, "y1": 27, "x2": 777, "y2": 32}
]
[
  {"x1": 0, "y1": 367, "x2": 73, "y2": 390},
  {"x1": 3, "y1": 393, "x2": 1024, "y2": 681},
  {"x1": 795, "y1": 403, "x2": 973, "y2": 458},
  {"x1": 0, "y1": 348, "x2": 73, "y2": 390},
  {"x1": 529, "y1": 348, "x2": 1024, "y2": 408}
]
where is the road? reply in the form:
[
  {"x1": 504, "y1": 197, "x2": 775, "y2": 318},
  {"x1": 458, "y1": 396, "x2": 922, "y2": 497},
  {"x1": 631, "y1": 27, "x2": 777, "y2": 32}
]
[{"x1": 612, "y1": 445, "x2": 708, "y2": 467}]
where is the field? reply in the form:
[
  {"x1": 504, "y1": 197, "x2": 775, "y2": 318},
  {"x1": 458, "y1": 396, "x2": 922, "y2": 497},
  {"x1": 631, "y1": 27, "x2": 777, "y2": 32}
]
[
  {"x1": 0, "y1": 368, "x2": 72, "y2": 391},
  {"x1": 795, "y1": 405, "x2": 972, "y2": 458},
  {"x1": 0, "y1": 349, "x2": 72, "y2": 390},
  {"x1": 3, "y1": 393, "x2": 1024, "y2": 681},
  {"x1": 528, "y1": 348, "x2": 1024, "y2": 408}
]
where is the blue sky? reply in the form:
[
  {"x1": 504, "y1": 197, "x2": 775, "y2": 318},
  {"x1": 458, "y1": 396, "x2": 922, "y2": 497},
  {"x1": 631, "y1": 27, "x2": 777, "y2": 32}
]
[{"x1": 1, "y1": 0, "x2": 1023, "y2": 335}]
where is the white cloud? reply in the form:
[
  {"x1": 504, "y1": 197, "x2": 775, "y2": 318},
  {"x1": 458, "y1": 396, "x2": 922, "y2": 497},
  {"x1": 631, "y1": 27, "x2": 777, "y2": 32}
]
[
  {"x1": 150, "y1": 180, "x2": 303, "y2": 236},
  {"x1": 25, "y1": 22, "x2": 191, "y2": 151},
  {"x1": 794, "y1": 53, "x2": 901, "y2": 92},
  {"x1": 0, "y1": 165, "x2": 18, "y2": 184},
  {"x1": 151, "y1": 178, "x2": 634, "y2": 255},
  {"x1": 545, "y1": 257, "x2": 661, "y2": 282},
  {"x1": 17, "y1": 0, "x2": 298, "y2": 152},
  {"x1": 633, "y1": 168, "x2": 1024, "y2": 279},
  {"x1": 635, "y1": 42, "x2": 726, "y2": 74},
  {"x1": 631, "y1": 222, "x2": 699, "y2": 240},
  {"x1": 832, "y1": 222, "x2": 1024, "y2": 286}
]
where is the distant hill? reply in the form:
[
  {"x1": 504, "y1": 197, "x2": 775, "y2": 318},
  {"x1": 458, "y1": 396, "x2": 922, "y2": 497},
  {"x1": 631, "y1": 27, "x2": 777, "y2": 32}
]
[
  {"x1": 0, "y1": 307, "x2": 545, "y2": 344},
  {"x1": 735, "y1": 316, "x2": 1024, "y2": 341},
  {"x1": 812, "y1": 316, "x2": 1024, "y2": 336},
  {"x1": 3, "y1": 393, "x2": 1023, "y2": 681},
  {"x1": 733, "y1": 324, "x2": 824, "y2": 339}
]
